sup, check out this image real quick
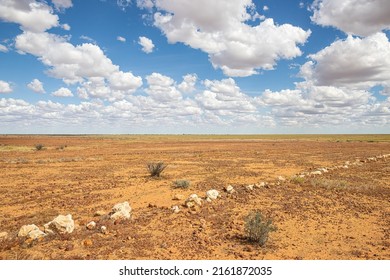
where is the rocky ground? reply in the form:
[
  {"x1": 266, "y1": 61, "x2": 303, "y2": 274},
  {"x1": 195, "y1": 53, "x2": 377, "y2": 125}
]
[{"x1": 0, "y1": 135, "x2": 389, "y2": 260}]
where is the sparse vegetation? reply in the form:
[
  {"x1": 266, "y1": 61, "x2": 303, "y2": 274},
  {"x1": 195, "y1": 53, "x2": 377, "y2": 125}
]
[
  {"x1": 291, "y1": 176, "x2": 305, "y2": 185},
  {"x1": 173, "y1": 179, "x2": 190, "y2": 189},
  {"x1": 147, "y1": 162, "x2": 167, "y2": 177},
  {"x1": 310, "y1": 178, "x2": 348, "y2": 190},
  {"x1": 34, "y1": 144, "x2": 45, "y2": 151},
  {"x1": 56, "y1": 145, "x2": 67, "y2": 150},
  {"x1": 245, "y1": 210, "x2": 276, "y2": 247}
]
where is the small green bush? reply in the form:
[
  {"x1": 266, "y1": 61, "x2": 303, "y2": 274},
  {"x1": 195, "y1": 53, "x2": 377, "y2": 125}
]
[
  {"x1": 173, "y1": 180, "x2": 190, "y2": 189},
  {"x1": 147, "y1": 162, "x2": 167, "y2": 177},
  {"x1": 245, "y1": 210, "x2": 276, "y2": 247},
  {"x1": 35, "y1": 144, "x2": 45, "y2": 151},
  {"x1": 291, "y1": 176, "x2": 305, "y2": 185}
]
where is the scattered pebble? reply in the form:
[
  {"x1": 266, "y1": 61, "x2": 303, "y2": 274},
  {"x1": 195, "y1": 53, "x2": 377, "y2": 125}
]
[
  {"x1": 86, "y1": 221, "x2": 96, "y2": 230},
  {"x1": 171, "y1": 205, "x2": 180, "y2": 214},
  {"x1": 101, "y1": 226, "x2": 108, "y2": 234},
  {"x1": 225, "y1": 185, "x2": 235, "y2": 194}
]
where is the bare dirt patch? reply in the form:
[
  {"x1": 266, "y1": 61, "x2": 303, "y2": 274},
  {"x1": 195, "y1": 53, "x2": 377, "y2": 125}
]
[{"x1": 0, "y1": 135, "x2": 389, "y2": 260}]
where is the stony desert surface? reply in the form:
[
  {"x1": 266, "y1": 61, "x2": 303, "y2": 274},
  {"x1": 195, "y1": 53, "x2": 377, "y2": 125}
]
[{"x1": 0, "y1": 135, "x2": 389, "y2": 260}]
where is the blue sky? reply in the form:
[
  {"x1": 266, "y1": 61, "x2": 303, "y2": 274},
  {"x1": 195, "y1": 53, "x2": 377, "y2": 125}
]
[{"x1": 0, "y1": 0, "x2": 390, "y2": 134}]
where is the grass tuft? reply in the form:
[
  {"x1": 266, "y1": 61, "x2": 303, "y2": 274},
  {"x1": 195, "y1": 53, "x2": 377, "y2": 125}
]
[
  {"x1": 245, "y1": 210, "x2": 276, "y2": 247},
  {"x1": 147, "y1": 162, "x2": 167, "y2": 177}
]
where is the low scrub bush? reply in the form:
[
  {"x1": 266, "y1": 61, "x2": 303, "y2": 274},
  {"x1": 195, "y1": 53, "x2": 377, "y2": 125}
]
[
  {"x1": 310, "y1": 178, "x2": 348, "y2": 190},
  {"x1": 34, "y1": 144, "x2": 45, "y2": 151},
  {"x1": 147, "y1": 162, "x2": 167, "y2": 177},
  {"x1": 291, "y1": 176, "x2": 305, "y2": 185},
  {"x1": 245, "y1": 210, "x2": 276, "y2": 247},
  {"x1": 173, "y1": 180, "x2": 190, "y2": 189}
]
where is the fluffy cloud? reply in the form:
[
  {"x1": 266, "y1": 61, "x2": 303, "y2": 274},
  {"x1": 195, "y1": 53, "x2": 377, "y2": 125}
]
[
  {"x1": 16, "y1": 31, "x2": 118, "y2": 83},
  {"x1": 61, "y1": 23, "x2": 70, "y2": 30},
  {"x1": 138, "y1": 36, "x2": 155, "y2": 53},
  {"x1": 145, "y1": 73, "x2": 182, "y2": 102},
  {"x1": 311, "y1": 0, "x2": 390, "y2": 36},
  {"x1": 178, "y1": 74, "x2": 197, "y2": 93},
  {"x1": 15, "y1": 31, "x2": 142, "y2": 100},
  {"x1": 257, "y1": 82, "x2": 377, "y2": 128},
  {"x1": 0, "y1": 0, "x2": 59, "y2": 32},
  {"x1": 136, "y1": 0, "x2": 154, "y2": 10},
  {"x1": 301, "y1": 33, "x2": 390, "y2": 90},
  {"x1": 117, "y1": 36, "x2": 126, "y2": 42},
  {"x1": 52, "y1": 0, "x2": 73, "y2": 11},
  {"x1": 117, "y1": 0, "x2": 132, "y2": 10},
  {"x1": 52, "y1": 87, "x2": 73, "y2": 97},
  {"x1": 152, "y1": 0, "x2": 310, "y2": 77},
  {"x1": 108, "y1": 71, "x2": 143, "y2": 92},
  {"x1": 0, "y1": 44, "x2": 8, "y2": 52},
  {"x1": 196, "y1": 78, "x2": 256, "y2": 112},
  {"x1": 27, "y1": 78, "x2": 45, "y2": 93},
  {"x1": 0, "y1": 80, "x2": 12, "y2": 93}
]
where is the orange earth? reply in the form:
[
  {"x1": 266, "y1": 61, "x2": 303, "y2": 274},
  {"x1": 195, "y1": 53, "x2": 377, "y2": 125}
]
[{"x1": 0, "y1": 135, "x2": 389, "y2": 260}]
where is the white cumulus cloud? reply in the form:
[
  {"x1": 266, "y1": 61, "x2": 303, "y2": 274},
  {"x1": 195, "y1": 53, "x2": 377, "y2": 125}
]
[
  {"x1": 178, "y1": 74, "x2": 197, "y2": 93},
  {"x1": 0, "y1": 44, "x2": 8, "y2": 52},
  {"x1": 311, "y1": 0, "x2": 390, "y2": 36},
  {"x1": 15, "y1": 31, "x2": 142, "y2": 100},
  {"x1": 300, "y1": 33, "x2": 390, "y2": 90},
  {"x1": 0, "y1": 80, "x2": 12, "y2": 93},
  {"x1": 27, "y1": 78, "x2": 45, "y2": 93},
  {"x1": 52, "y1": 0, "x2": 73, "y2": 11},
  {"x1": 0, "y1": 0, "x2": 59, "y2": 32},
  {"x1": 196, "y1": 78, "x2": 256, "y2": 112},
  {"x1": 117, "y1": 36, "x2": 126, "y2": 42},
  {"x1": 152, "y1": 0, "x2": 310, "y2": 77},
  {"x1": 145, "y1": 72, "x2": 182, "y2": 102},
  {"x1": 61, "y1": 23, "x2": 71, "y2": 30},
  {"x1": 138, "y1": 36, "x2": 155, "y2": 53},
  {"x1": 136, "y1": 0, "x2": 154, "y2": 10},
  {"x1": 52, "y1": 87, "x2": 73, "y2": 97}
]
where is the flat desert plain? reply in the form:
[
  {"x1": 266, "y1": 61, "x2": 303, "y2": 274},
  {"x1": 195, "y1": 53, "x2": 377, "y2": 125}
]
[{"x1": 0, "y1": 135, "x2": 389, "y2": 260}]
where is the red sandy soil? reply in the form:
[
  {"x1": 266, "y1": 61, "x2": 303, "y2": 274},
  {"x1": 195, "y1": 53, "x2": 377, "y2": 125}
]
[{"x1": 0, "y1": 135, "x2": 389, "y2": 260}]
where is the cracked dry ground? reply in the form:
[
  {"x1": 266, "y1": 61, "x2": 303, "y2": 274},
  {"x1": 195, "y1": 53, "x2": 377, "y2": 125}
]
[{"x1": 0, "y1": 135, "x2": 389, "y2": 260}]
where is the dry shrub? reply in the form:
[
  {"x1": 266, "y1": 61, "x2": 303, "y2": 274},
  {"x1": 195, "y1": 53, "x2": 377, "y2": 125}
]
[
  {"x1": 245, "y1": 210, "x2": 276, "y2": 247},
  {"x1": 34, "y1": 144, "x2": 45, "y2": 151},
  {"x1": 147, "y1": 162, "x2": 167, "y2": 177},
  {"x1": 173, "y1": 180, "x2": 190, "y2": 189}
]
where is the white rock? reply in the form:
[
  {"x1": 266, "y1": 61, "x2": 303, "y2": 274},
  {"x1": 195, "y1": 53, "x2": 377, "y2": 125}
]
[
  {"x1": 225, "y1": 185, "x2": 235, "y2": 194},
  {"x1": 255, "y1": 182, "x2": 267, "y2": 188},
  {"x1": 18, "y1": 224, "x2": 39, "y2": 237},
  {"x1": 18, "y1": 224, "x2": 46, "y2": 239},
  {"x1": 86, "y1": 221, "x2": 96, "y2": 230},
  {"x1": 171, "y1": 205, "x2": 180, "y2": 213},
  {"x1": 110, "y1": 201, "x2": 132, "y2": 221},
  {"x1": 277, "y1": 176, "x2": 286, "y2": 181},
  {"x1": 185, "y1": 194, "x2": 202, "y2": 208},
  {"x1": 94, "y1": 210, "x2": 105, "y2": 217},
  {"x1": 206, "y1": 189, "x2": 219, "y2": 200},
  {"x1": 0, "y1": 232, "x2": 8, "y2": 239},
  {"x1": 44, "y1": 214, "x2": 75, "y2": 234},
  {"x1": 310, "y1": 171, "x2": 322, "y2": 175},
  {"x1": 100, "y1": 226, "x2": 108, "y2": 234},
  {"x1": 245, "y1": 185, "x2": 254, "y2": 191},
  {"x1": 173, "y1": 194, "x2": 185, "y2": 200},
  {"x1": 28, "y1": 229, "x2": 46, "y2": 240}
]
